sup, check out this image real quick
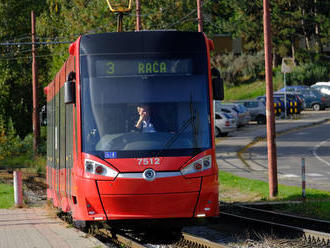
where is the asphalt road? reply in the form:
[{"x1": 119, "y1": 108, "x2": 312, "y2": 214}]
[{"x1": 246, "y1": 122, "x2": 330, "y2": 191}]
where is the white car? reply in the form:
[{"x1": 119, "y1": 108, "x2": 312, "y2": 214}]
[
  {"x1": 214, "y1": 101, "x2": 239, "y2": 123},
  {"x1": 314, "y1": 82, "x2": 330, "y2": 86},
  {"x1": 214, "y1": 112, "x2": 237, "y2": 137}
]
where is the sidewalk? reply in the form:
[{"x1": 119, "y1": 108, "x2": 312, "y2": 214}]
[
  {"x1": 0, "y1": 207, "x2": 107, "y2": 248},
  {"x1": 215, "y1": 110, "x2": 330, "y2": 188}
]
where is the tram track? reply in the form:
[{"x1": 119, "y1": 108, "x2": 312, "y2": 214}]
[
  {"x1": 219, "y1": 204, "x2": 330, "y2": 247},
  {"x1": 177, "y1": 232, "x2": 229, "y2": 248},
  {"x1": 55, "y1": 210, "x2": 230, "y2": 248},
  {"x1": 95, "y1": 227, "x2": 230, "y2": 248},
  {"x1": 96, "y1": 229, "x2": 229, "y2": 248}
]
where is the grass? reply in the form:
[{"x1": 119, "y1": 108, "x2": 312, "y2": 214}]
[
  {"x1": 277, "y1": 202, "x2": 330, "y2": 221},
  {"x1": 219, "y1": 170, "x2": 330, "y2": 201},
  {"x1": 0, "y1": 183, "x2": 14, "y2": 208},
  {"x1": 224, "y1": 78, "x2": 283, "y2": 101},
  {"x1": 219, "y1": 170, "x2": 330, "y2": 220}
]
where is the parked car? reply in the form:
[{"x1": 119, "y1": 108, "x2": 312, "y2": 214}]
[
  {"x1": 310, "y1": 84, "x2": 330, "y2": 107},
  {"x1": 278, "y1": 85, "x2": 310, "y2": 92},
  {"x1": 314, "y1": 82, "x2": 330, "y2": 86},
  {"x1": 294, "y1": 89, "x2": 327, "y2": 111},
  {"x1": 216, "y1": 102, "x2": 250, "y2": 126},
  {"x1": 235, "y1": 104, "x2": 251, "y2": 125},
  {"x1": 236, "y1": 100, "x2": 266, "y2": 124},
  {"x1": 214, "y1": 101, "x2": 239, "y2": 124},
  {"x1": 214, "y1": 112, "x2": 237, "y2": 137}
]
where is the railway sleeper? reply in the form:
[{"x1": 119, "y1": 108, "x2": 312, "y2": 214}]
[{"x1": 304, "y1": 233, "x2": 330, "y2": 247}]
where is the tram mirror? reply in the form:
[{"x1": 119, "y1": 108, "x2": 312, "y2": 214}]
[
  {"x1": 40, "y1": 105, "x2": 47, "y2": 126},
  {"x1": 64, "y1": 71, "x2": 76, "y2": 104},
  {"x1": 211, "y1": 68, "x2": 224, "y2": 100}
]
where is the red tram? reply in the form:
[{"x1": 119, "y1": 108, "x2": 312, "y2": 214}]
[{"x1": 44, "y1": 31, "x2": 224, "y2": 226}]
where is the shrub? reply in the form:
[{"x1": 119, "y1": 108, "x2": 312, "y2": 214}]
[
  {"x1": 212, "y1": 52, "x2": 265, "y2": 87},
  {"x1": 286, "y1": 63, "x2": 330, "y2": 86},
  {"x1": 0, "y1": 117, "x2": 23, "y2": 160}
]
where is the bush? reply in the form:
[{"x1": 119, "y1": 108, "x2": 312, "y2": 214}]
[
  {"x1": 0, "y1": 117, "x2": 22, "y2": 160},
  {"x1": 286, "y1": 63, "x2": 330, "y2": 86},
  {"x1": 212, "y1": 52, "x2": 265, "y2": 87},
  {"x1": 0, "y1": 115, "x2": 46, "y2": 171}
]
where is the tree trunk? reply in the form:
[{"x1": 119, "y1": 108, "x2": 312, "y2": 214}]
[
  {"x1": 291, "y1": 42, "x2": 295, "y2": 60},
  {"x1": 300, "y1": 6, "x2": 310, "y2": 50},
  {"x1": 314, "y1": 0, "x2": 322, "y2": 52}
]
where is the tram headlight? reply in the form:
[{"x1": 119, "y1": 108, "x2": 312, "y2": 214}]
[
  {"x1": 180, "y1": 155, "x2": 212, "y2": 175},
  {"x1": 84, "y1": 159, "x2": 118, "y2": 178}
]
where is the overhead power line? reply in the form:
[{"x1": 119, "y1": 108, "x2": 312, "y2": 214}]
[
  {"x1": 0, "y1": 41, "x2": 72, "y2": 46},
  {"x1": 1, "y1": 35, "x2": 31, "y2": 43},
  {"x1": 164, "y1": 9, "x2": 197, "y2": 29},
  {"x1": 0, "y1": 52, "x2": 66, "y2": 61}
]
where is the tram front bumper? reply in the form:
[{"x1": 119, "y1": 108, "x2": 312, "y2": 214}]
[
  {"x1": 99, "y1": 192, "x2": 199, "y2": 219},
  {"x1": 96, "y1": 175, "x2": 200, "y2": 219}
]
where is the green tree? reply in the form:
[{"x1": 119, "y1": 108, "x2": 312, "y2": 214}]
[{"x1": 0, "y1": 0, "x2": 48, "y2": 137}]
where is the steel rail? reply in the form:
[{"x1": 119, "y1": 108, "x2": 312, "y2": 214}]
[
  {"x1": 236, "y1": 205, "x2": 330, "y2": 231},
  {"x1": 179, "y1": 232, "x2": 229, "y2": 248},
  {"x1": 99, "y1": 228, "x2": 230, "y2": 248},
  {"x1": 220, "y1": 211, "x2": 330, "y2": 246},
  {"x1": 99, "y1": 228, "x2": 147, "y2": 248}
]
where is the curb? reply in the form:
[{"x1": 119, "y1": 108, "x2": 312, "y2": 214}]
[{"x1": 237, "y1": 118, "x2": 330, "y2": 170}]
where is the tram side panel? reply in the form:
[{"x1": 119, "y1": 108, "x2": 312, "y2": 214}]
[
  {"x1": 46, "y1": 82, "x2": 54, "y2": 200},
  {"x1": 59, "y1": 67, "x2": 67, "y2": 211},
  {"x1": 47, "y1": 56, "x2": 75, "y2": 212}
]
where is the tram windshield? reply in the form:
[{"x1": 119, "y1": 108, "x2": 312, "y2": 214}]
[{"x1": 80, "y1": 54, "x2": 211, "y2": 158}]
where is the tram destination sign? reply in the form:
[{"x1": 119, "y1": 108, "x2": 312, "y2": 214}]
[{"x1": 95, "y1": 58, "x2": 193, "y2": 77}]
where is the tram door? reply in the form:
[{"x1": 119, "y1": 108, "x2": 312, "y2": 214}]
[
  {"x1": 59, "y1": 69, "x2": 67, "y2": 209},
  {"x1": 54, "y1": 74, "x2": 61, "y2": 206},
  {"x1": 65, "y1": 59, "x2": 74, "y2": 208}
]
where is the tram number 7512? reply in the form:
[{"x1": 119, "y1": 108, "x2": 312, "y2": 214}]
[{"x1": 137, "y1": 158, "x2": 160, "y2": 166}]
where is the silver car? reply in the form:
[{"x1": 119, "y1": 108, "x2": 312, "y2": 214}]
[
  {"x1": 215, "y1": 102, "x2": 250, "y2": 126},
  {"x1": 214, "y1": 112, "x2": 237, "y2": 137},
  {"x1": 235, "y1": 100, "x2": 266, "y2": 124}
]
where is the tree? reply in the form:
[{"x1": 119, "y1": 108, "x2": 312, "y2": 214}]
[{"x1": 0, "y1": 0, "x2": 48, "y2": 137}]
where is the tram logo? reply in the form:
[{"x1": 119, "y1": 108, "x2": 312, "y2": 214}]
[{"x1": 143, "y1": 169, "x2": 156, "y2": 181}]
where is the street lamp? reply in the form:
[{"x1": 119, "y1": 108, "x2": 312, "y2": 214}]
[{"x1": 105, "y1": 0, "x2": 133, "y2": 32}]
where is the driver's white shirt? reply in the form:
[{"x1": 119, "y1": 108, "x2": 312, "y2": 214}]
[{"x1": 142, "y1": 119, "x2": 155, "y2": 133}]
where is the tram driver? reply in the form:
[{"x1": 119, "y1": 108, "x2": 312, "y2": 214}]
[{"x1": 135, "y1": 105, "x2": 156, "y2": 133}]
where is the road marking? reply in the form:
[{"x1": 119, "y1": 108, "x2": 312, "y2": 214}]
[
  {"x1": 296, "y1": 132, "x2": 308, "y2": 135},
  {"x1": 279, "y1": 174, "x2": 299, "y2": 178},
  {"x1": 306, "y1": 173, "x2": 323, "y2": 177},
  {"x1": 312, "y1": 138, "x2": 330, "y2": 167}
]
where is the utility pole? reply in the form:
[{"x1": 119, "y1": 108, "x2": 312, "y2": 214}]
[
  {"x1": 197, "y1": 0, "x2": 203, "y2": 32},
  {"x1": 263, "y1": 0, "x2": 278, "y2": 197},
  {"x1": 31, "y1": 11, "x2": 40, "y2": 156},
  {"x1": 136, "y1": 0, "x2": 141, "y2": 31}
]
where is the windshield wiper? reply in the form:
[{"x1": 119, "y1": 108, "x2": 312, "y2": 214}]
[
  {"x1": 156, "y1": 95, "x2": 199, "y2": 157},
  {"x1": 155, "y1": 115, "x2": 196, "y2": 158},
  {"x1": 190, "y1": 94, "x2": 199, "y2": 148}
]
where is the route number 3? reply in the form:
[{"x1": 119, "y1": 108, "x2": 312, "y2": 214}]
[
  {"x1": 137, "y1": 158, "x2": 160, "y2": 166},
  {"x1": 106, "y1": 62, "x2": 115, "y2": 74}
]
